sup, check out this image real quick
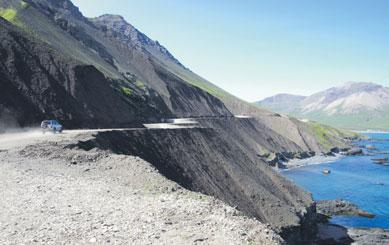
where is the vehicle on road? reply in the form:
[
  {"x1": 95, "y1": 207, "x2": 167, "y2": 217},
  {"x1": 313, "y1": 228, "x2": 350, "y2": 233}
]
[{"x1": 41, "y1": 120, "x2": 63, "y2": 133}]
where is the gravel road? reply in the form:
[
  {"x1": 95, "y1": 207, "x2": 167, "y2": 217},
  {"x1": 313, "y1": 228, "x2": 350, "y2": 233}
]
[{"x1": 0, "y1": 130, "x2": 283, "y2": 244}]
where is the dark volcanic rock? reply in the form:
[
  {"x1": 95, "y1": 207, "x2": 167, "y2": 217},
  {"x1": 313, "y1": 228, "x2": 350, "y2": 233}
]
[
  {"x1": 372, "y1": 158, "x2": 389, "y2": 166},
  {"x1": 316, "y1": 199, "x2": 375, "y2": 218},
  {"x1": 342, "y1": 148, "x2": 363, "y2": 156},
  {"x1": 0, "y1": 17, "x2": 173, "y2": 128},
  {"x1": 91, "y1": 14, "x2": 184, "y2": 68},
  {"x1": 316, "y1": 223, "x2": 353, "y2": 245},
  {"x1": 330, "y1": 147, "x2": 340, "y2": 153},
  {"x1": 0, "y1": 0, "x2": 233, "y2": 128},
  {"x1": 70, "y1": 124, "x2": 318, "y2": 244},
  {"x1": 266, "y1": 151, "x2": 316, "y2": 168}
]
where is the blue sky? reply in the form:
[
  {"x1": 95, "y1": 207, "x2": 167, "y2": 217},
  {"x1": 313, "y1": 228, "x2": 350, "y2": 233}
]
[{"x1": 72, "y1": 0, "x2": 389, "y2": 101}]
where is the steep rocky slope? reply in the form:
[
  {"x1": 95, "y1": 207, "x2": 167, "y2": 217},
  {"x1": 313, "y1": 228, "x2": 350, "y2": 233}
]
[
  {"x1": 0, "y1": 0, "x2": 353, "y2": 154},
  {"x1": 129, "y1": 15, "x2": 356, "y2": 152},
  {"x1": 88, "y1": 11, "x2": 353, "y2": 155},
  {"x1": 0, "y1": 0, "x2": 231, "y2": 129},
  {"x1": 0, "y1": 18, "x2": 170, "y2": 128},
  {"x1": 70, "y1": 124, "x2": 318, "y2": 243},
  {"x1": 256, "y1": 82, "x2": 389, "y2": 131}
]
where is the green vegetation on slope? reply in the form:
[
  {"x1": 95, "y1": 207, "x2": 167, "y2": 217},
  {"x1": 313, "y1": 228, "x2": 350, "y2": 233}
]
[
  {"x1": 0, "y1": 0, "x2": 32, "y2": 30},
  {"x1": 308, "y1": 121, "x2": 358, "y2": 150},
  {"x1": 304, "y1": 109, "x2": 389, "y2": 131},
  {"x1": 309, "y1": 122, "x2": 333, "y2": 148},
  {"x1": 0, "y1": 7, "x2": 23, "y2": 27},
  {"x1": 256, "y1": 97, "x2": 389, "y2": 131},
  {"x1": 121, "y1": 87, "x2": 133, "y2": 96},
  {"x1": 183, "y1": 76, "x2": 230, "y2": 98},
  {"x1": 0, "y1": 7, "x2": 16, "y2": 20},
  {"x1": 163, "y1": 64, "x2": 231, "y2": 99},
  {"x1": 259, "y1": 101, "x2": 389, "y2": 131},
  {"x1": 135, "y1": 80, "x2": 146, "y2": 90}
]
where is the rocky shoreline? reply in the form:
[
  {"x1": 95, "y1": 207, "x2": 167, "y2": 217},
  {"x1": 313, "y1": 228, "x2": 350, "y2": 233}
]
[
  {"x1": 314, "y1": 199, "x2": 389, "y2": 244},
  {"x1": 275, "y1": 136, "x2": 389, "y2": 244},
  {"x1": 271, "y1": 142, "x2": 377, "y2": 170},
  {"x1": 271, "y1": 147, "x2": 363, "y2": 170},
  {"x1": 274, "y1": 135, "x2": 389, "y2": 170},
  {"x1": 280, "y1": 154, "x2": 344, "y2": 169},
  {"x1": 316, "y1": 199, "x2": 375, "y2": 219}
]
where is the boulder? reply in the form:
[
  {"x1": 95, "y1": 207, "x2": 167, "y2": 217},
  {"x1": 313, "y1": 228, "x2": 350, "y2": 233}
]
[{"x1": 342, "y1": 148, "x2": 363, "y2": 156}]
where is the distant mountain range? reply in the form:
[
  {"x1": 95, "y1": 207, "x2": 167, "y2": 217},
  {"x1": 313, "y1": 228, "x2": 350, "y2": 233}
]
[{"x1": 256, "y1": 82, "x2": 389, "y2": 131}]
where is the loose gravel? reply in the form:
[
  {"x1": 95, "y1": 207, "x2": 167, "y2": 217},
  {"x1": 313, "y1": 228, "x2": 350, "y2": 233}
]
[{"x1": 0, "y1": 132, "x2": 283, "y2": 244}]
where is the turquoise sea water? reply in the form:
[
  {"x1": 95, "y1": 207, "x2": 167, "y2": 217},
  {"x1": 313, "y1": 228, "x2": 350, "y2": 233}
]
[{"x1": 283, "y1": 133, "x2": 389, "y2": 228}]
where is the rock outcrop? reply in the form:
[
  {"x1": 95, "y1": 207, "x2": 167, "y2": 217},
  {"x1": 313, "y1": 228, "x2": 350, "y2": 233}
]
[{"x1": 317, "y1": 199, "x2": 375, "y2": 218}]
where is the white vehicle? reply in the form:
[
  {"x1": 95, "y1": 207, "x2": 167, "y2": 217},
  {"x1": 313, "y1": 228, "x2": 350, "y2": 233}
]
[{"x1": 41, "y1": 120, "x2": 63, "y2": 133}]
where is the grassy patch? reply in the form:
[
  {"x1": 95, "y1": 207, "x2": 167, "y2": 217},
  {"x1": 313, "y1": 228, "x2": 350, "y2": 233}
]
[
  {"x1": 0, "y1": 7, "x2": 24, "y2": 28},
  {"x1": 307, "y1": 121, "x2": 359, "y2": 150},
  {"x1": 310, "y1": 122, "x2": 332, "y2": 148},
  {"x1": 184, "y1": 77, "x2": 229, "y2": 98},
  {"x1": 173, "y1": 71, "x2": 231, "y2": 99},
  {"x1": 0, "y1": 8, "x2": 17, "y2": 21},
  {"x1": 277, "y1": 107, "x2": 389, "y2": 132},
  {"x1": 135, "y1": 80, "x2": 146, "y2": 90},
  {"x1": 121, "y1": 87, "x2": 133, "y2": 96},
  {"x1": 308, "y1": 110, "x2": 389, "y2": 131}
]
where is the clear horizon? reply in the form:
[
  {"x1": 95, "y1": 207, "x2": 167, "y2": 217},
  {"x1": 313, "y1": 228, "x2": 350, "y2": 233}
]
[{"x1": 72, "y1": 0, "x2": 389, "y2": 101}]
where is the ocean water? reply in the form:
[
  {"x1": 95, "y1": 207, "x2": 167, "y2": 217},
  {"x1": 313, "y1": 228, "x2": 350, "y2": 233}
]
[{"x1": 282, "y1": 133, "x2": 389, "y2": 228}]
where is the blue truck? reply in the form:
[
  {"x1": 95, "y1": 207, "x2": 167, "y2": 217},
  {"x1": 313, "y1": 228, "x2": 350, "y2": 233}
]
[{"x1": 41, "y1": 120, "x2": 63, "y2": 133}]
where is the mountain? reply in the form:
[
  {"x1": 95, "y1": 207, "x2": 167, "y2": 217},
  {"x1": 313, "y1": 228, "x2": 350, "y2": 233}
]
[
  {"x1": 0, "y1": 0, "x2": 233, "y2": 129},
  {"x1": 0, "y1": 0, "x2": 359, "y2": 167},
  {"x1": 259, "y1": 94, "x2": 306, "y2": 113},
  {"x1": 256, "y1": 82, "x2": 389, "y2": 131},
  {"x1": 0, "y1": 0, "x2": 353, "y2": 151},
  {"x1": 0, "y1": 0, "x2": 359, "y2": 242}
]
